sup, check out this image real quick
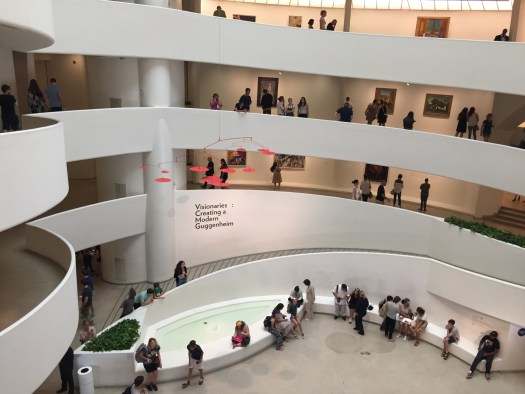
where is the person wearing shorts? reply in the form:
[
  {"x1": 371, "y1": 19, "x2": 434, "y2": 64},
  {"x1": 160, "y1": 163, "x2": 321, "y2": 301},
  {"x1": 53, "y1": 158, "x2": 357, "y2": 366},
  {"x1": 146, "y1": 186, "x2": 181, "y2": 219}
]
[
  {"x1": 442, "y1": 319, "x2": 460, "y2": 360},
  {"x1": 183, "y1": 340, "x2": 204, "y2": 388}
]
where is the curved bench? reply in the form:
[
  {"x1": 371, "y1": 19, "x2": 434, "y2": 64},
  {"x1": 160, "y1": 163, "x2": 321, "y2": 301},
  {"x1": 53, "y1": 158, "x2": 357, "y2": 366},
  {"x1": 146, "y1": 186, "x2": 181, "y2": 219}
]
[{"x1": 313, "y1": 296, "x2": 501, "y2": 371}]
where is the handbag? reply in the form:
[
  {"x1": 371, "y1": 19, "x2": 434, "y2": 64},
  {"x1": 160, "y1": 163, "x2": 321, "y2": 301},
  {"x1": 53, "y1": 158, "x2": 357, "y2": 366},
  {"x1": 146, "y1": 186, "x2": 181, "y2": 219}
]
[{"x1": 390, "y1": 189, "x2": 395, "y2": 195}]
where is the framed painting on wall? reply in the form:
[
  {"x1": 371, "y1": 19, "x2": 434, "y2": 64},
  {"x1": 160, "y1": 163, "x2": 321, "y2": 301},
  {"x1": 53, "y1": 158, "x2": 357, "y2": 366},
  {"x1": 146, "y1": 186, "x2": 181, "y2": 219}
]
[
  {"x1": 374, "y1": 88, "x2": 397, "y2": 115},
  {"x1": 256, "y1": 77, "x2": 279, "y2": 107},
  {"x1": 364, "y1": 164, "x2": 389, "y2": 182},
  {"x1": 423, "y1": 94, "x2": 453, "y2": 118},
  {"x1": 276, "y1": 154, "x2": 305, "y2": 170},
  {"x1": 415, "y1": 17, "x2": 450, "y2": 38},
  {"x1": 233, "y1": 14, "x2": 256, "y2": 22},
  {"x1": 227, "y1": 150, "x2": 247, "y2": 166},
  {"x1": 288, "y1": 16, "x2": 302, "y2": 28}
]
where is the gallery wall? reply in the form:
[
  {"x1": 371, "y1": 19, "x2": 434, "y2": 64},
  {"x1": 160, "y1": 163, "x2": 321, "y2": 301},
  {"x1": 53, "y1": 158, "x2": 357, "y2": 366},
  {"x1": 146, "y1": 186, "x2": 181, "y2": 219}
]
[{"x1": 202, "y1": 0, "x2": 511, "y2": 40}]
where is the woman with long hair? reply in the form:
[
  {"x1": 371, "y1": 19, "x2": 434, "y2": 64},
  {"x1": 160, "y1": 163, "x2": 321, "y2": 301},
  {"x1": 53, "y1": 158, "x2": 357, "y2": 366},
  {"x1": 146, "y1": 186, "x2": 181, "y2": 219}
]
[
  {"x1": 174, "y1": 260, "x2": 188, "y2": 286},
  {"x1": 27, "y1": 79, "x2": 46, "y2": 113},
  {"x1": 467, "y1": 107, "x2": 479, "y2": 140},
  {"x1": 297, "y1": 97, "x2": 309, "y2": 118},
  {"x1": 455, "y1": 107, "x2": 468, "y2": 137}
]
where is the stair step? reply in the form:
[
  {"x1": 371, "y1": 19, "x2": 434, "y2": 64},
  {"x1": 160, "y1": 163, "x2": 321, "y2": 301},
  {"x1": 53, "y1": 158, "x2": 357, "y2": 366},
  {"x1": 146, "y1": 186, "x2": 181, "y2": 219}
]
[
  {"x1": 500, "y1": 207, "x2": 525, "y2": 217},
  {"x1": 495, "y1": 213, "x2": 525, "y2": 223},
  {"x1": 484, "y1": 217, "x2": 525, "y2": 230}
]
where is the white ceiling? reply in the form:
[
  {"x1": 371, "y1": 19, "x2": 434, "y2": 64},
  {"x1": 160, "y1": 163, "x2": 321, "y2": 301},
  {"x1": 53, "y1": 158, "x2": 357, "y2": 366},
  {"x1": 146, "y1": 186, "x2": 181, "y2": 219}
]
[{"x1": 222, "y1": 0, "x2": 513, "y2": 11}]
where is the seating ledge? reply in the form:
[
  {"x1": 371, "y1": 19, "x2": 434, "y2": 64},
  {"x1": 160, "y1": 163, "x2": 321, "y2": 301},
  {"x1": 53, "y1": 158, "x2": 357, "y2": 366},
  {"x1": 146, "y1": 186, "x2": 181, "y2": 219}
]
[{"x1": 313, "y1": 296, "x2": 502, "y2": 371}]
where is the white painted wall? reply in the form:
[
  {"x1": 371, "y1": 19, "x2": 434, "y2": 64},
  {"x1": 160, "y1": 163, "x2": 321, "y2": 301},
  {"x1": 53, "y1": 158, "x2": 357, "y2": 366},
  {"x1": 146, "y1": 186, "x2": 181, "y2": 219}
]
[
  {"x1": 0, "y1": 0, "x2": 54, "y2": 51},
  {"x1": 202, "y1": 1, "x2": 512, "y2": 41},
  {"x1": 0, "y1": 125, "x2": 68, "y2": 231},
  {"x1": 28, "y1": 190, "x2": 525, "y2": 286},
  {"x1": 3, "y1": 226, "x2": 78, "y2": 394},
  {"x1": 85, "y1": 56, "x2": 141, "y2": 108},
  {"x1": 37, "y1": 0, "x2": 525, "y2": 95}
]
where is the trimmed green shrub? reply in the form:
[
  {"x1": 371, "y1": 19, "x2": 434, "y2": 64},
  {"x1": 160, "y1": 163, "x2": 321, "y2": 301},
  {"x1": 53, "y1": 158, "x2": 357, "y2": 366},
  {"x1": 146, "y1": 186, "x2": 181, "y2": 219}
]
[
  {"x1": 445, "y1": 216, "x2": 525, "y2": 248},
  {"x1": 83, "y1": 319, "x2": 140, "y2": 352}
]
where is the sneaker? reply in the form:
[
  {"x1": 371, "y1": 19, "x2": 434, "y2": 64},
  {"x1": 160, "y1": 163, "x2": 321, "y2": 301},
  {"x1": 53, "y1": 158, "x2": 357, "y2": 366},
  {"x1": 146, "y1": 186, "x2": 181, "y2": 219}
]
[
  {"x1": 146, "y1": 384, "x2": 153, "y2": 391},
  {"x1": 342, "y1": 317, "x2": 347, "y2": 321},
  {"x1": 152, "y1": 384, "x2": 158, "y2": 391},
  {"x1": 334, "y1": 316, "x2": 339, "y2": 320},
  {"x1": 301, "y1": 333, "x2": 305, "y2": 339},
  {"x1": 403, "y1": 336, "x2": 407, "y2": 341},
  {"x1": 485, "y1": 373, "x2": 491, "y2": 381},
  {"x1": 466, "y1": 371, "x2": 473, "y2": 379}
]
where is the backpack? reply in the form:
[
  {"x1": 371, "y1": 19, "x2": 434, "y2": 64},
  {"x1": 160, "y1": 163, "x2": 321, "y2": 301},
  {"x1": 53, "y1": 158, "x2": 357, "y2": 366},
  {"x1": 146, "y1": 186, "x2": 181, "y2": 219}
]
[
  {"x1": 134, "y1": 343, "x2": 147, "y2": 363},
  {"x1": 263, "y1": 315, "x2": 272, "y2": 331},
  {"x1": 122, "y1": 387, "x2": 132, "y2": 394},
  {"x1": 379, "y1": 301, "x2": 388, "y2": 319}
]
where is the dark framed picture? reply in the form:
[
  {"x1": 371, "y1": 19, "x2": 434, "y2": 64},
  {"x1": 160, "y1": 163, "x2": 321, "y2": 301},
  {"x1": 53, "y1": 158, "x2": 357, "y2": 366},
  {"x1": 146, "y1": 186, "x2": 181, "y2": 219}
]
[
  {"x1": 364, "y1": 164, "x2": 389, "y2": 182},
  {"x1": 423, "y1": 94, "x2": 453, "y2": 118},
  {"x1": 227, "y1": 150, "x2": 247, "y2": 166},
  {"x1": 276, "y1": 154, "x2": 305, "y2": 170},
  {"x1": 374, "y1": 88, "x2": 397, "y2": 115},
  {"x1": 233, "y1": 14, "x2": 256, "y2": 22},
  {"x1": 415, "y1": 17, "x2": 450, "y2": 38},
  {"x1": 257, "y1": 77, "x2": 279, "y2": 107}
]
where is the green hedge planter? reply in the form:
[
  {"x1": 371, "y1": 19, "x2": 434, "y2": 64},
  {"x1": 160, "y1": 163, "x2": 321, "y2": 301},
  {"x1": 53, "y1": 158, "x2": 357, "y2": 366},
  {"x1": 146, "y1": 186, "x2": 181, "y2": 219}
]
[
  {"x1": 83, "y1": 319, "x2": 140, "y2": 352},
  {"x1": 445, "y1": 216, "x2": 525, "y2": 249}
]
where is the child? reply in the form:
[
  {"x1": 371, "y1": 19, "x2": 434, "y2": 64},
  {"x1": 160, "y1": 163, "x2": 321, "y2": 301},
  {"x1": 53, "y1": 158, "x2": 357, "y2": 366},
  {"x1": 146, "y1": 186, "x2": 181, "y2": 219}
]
[
  {"x1": 0, "y1": 84, "x2": 19, "y2": 132},
  {"x1": 288, "y1": 299, "x2": 304, "y2": 338},
  {"x1": 481, "y1": 113, "x2": 493, "y2": 142},
  {"x1": 152, "y1": 282, "x2": 164, "y2": 299},
  {"x1": 79, "y1": 319, "x2": 97, "y2": 344}
]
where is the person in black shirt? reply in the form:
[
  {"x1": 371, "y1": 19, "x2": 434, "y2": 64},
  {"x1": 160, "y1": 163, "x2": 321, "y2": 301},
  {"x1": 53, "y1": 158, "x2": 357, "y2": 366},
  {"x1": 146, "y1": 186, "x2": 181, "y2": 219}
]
[
  {"x1": 56, "y1": 347, "x2": 74, "y2": 394},
  {"x1": 182, "y1": 340, "x2": 204, "y2": 388},
  {"x1": 260, "y1": 89, "x2": 273, "y2": 114},
  {"x1": 375, "y1": 180, "x2": 390, "y2": 204},
  {"x1": 494, "y1": 28, "x2": 510, "y2": 41},
  {"x1": 354, "y1": 291, "x2": 369, "y2": 335},
  {"x1": 0, "y1": 84, "x2": 19, "y2": 132},
  {"x1": 419, "y1": 178, "x2": 431, "y2": 211},
  {"x1": 335, "y1": 102, "x2": 353, "y2": 122},
  {"x1": 466, "y1": 331, "x2": 500, "y2": 381},
  {"x1": 202, "y1": 156, "x2": 215, "y2": 189},
  {"x1": 327, "y1": 19, "x2": 337, "y2": 31},
  {"x1": 236, "y1": 88, "x2": 252, "y2": 112}
]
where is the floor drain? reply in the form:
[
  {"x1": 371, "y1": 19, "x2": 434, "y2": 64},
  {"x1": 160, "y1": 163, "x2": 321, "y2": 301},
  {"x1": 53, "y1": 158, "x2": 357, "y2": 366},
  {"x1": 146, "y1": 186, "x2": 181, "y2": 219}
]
[{"x1": 360, "y1": 351, "x2": 371, "y2": 355}]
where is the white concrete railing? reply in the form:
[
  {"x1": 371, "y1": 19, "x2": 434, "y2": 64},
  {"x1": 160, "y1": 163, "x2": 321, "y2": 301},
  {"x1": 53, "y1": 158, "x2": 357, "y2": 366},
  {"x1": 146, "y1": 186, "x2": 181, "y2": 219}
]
[
  {"x1": 36, "y1": 0, "x2": 525, "y2": 95},
  {"x1": 0, "y1": 226, "x2": 78, "y2": 394}
]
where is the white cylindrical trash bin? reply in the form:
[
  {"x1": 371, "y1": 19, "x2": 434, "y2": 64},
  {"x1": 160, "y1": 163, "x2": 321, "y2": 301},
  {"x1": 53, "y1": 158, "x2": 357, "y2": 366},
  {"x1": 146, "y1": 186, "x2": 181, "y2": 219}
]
[{"x1": 77, "y1": 366, "x2": 95, "y2": 394}]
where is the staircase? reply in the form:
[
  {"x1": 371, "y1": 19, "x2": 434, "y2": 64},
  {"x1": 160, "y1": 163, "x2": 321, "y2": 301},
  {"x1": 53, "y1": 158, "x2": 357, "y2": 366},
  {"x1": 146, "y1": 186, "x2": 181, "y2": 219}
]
[{"x1": 484, "y1": 207, "x2": 525, "y2": 230}]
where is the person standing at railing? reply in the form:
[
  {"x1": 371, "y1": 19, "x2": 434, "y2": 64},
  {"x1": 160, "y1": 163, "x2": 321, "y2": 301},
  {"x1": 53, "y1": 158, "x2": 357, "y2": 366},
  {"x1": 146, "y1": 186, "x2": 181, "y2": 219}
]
[
  {"x1": 0, "y1": 84, "x2": 19, "y2": 132},
  {"x1": 494, "y1": 28, "x2": 510, "y2": 41},
  {"x1": 319, "y1": 10, "x2": 327, "y2": 30}
]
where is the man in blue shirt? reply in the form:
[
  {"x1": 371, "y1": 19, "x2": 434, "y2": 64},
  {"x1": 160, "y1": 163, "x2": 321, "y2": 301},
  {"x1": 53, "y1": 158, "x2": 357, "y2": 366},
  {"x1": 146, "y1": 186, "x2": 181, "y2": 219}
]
[
  {"x1": 45, "y1": 78, "x2": 63, "y2": 111},
  {"x1": 335, "y1": 102, "x2": 353, "y2": 122},
  {"x1": 236, "y1": 88, "x2": 252, "y2": 112}
]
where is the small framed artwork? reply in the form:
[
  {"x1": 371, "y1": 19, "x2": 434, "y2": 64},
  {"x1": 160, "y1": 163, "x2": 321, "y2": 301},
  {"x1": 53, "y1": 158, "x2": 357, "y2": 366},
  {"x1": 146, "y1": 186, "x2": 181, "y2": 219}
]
[
  {"x1": 364, "y1": 164, "x2": 389, "y2": 182},
  {"x1": 288, "y1": 16, "x2": 302, "y2": 28},
  {"x1": 256, "y1": 77, "x2": 279, "y2": 107},
  {"x1": 276, "y1": 154, "x2": 305, "y2": 170},
  {"x1": 233, "y1": 14, "x2": 256, "y2": 22},
  {"x1": 423, "y1": 94, "x2": 453, "y2": 118},
  {"x1": 374, "y1": 88, "x2": 397, "y2": 115},
  {"x1": 415, "y1": 17, "x2": 450, "y2": 38},
  {"x1": 227, "y1": 150, "x2": 247, "y2": 166}
]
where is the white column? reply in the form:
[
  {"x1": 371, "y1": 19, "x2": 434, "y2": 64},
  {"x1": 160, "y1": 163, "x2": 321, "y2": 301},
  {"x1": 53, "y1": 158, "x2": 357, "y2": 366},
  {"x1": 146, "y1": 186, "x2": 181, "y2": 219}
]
[
  {"x1": 27, "y1": 53, "x2": 36, "y2": 80},
  {"x1": 138, "y1": 58, "x2": 171, "y2": 107},
  {"x1": 143, "y1": 120, "x2": 175, "y2": 282},
  {"x1": 343, "y1": 0, "x2": 352, "y2": 32}
]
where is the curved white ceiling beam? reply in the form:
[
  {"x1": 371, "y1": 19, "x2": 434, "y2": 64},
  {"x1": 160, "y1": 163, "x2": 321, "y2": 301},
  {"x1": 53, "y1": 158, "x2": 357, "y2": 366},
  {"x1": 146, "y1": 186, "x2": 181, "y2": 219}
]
[
  {"x1": 0, "y1": 124, "x2": 68, "y2": 232},
  {"x1": 34, "y1": 0, "x2": 525, "y2": 95},
  {"x1": 31, "y1": 108, "x2": 525, "y2": 196},
  {"x1": 0, "y1": 0, "x2": 54, "y2": 51}
]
